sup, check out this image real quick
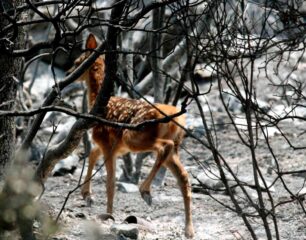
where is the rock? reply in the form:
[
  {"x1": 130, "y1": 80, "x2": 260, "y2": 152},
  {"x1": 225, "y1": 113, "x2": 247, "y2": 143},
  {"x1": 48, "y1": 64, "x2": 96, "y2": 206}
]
[
  {"x1": 52, "y1": 154, "x2": 79, "y2": 176},
  {"x1": 193, "y1": 168, "x2": 275, "y2": 196},
  {"x1": 75, "y1": 212, "x2": 86, "y2": 219},
  {"x1": 234, "y1": 115, "x2": 279, "y2": 139},
  {"x1": 238, "y1": 176, "x2": 275, "y2": 193},
  {"x1": 243, "y1": 1, "x2": 303, "y2": 38},
  {"x1": 30, "y1": 143, "x2": 46, "y2": 162},
  {"x1": 102, "y1": 234, "x2": 116, "y2": 240},
  {"x1": 222, "y1": 90, "x2": 270, "y2": 114},
  {"x1": 269, "y1": 105, "x2": 306, "y2": 120},
  {"x1": 28, "y1": 6, "x2": 83, "y2": 69},
  {"x1": 255, "y1": 99, "x2": 271, "y2": 113},
  {"x1": 221, "y1": 92, "x2": 243, "y2": 113},
  {"x1": 234, "y1": 117, "x2": 249, "y2": 131},
  {"x1": 194, "y1": 63, "x2": 216, "y2": 79},
  {"x1": 124, "y1": 216, "x2": 154, "y2": 232},
  {"x1": 24, "y1": 61, "x2": 65, "y2": 105},
  {"x1": 98, "y1": 213, "x2": 115, "y2": 221},
  {"x1": 259, "y1": 126, "x2": 280, "y2": 139},
  {"x1": 117, "y1": 182, "x2": 139, "y2": 193},
  {"x1": 192, "y1": 169, "x2": 228, "y2": 191},
  {"x1": 116, "y1": 234, "x2": 132, "y2": 240},
  {"x1": 111, "y1": 223, "x2": 139, "y2": 239},
  {"x1": 155, "y1": 194, "x2": 181, "y2": 203}
]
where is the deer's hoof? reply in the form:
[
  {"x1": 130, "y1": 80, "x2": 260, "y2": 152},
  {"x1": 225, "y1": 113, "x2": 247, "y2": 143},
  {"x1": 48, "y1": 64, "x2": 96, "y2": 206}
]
[
  {"x1": 185, "y1": 225, "x2": 195, "y2": 239},
  {"x1": 141, "y1": 191, "x2": 152, "y2": 206},
  {"x1": 85, "y1": 196, "x2": 94, "y2": 207}
]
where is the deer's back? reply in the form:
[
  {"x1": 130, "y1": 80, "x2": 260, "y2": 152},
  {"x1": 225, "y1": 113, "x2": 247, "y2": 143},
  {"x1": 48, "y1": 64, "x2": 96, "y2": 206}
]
[{"x1": 92, "y1": 97, "x2": 185, "y2": 154}]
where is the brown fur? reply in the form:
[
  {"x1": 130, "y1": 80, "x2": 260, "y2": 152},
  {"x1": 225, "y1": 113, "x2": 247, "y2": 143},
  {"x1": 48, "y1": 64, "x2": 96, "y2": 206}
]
[{"x1": 72, "y1": 34, "x2": 194, "y2": 238}]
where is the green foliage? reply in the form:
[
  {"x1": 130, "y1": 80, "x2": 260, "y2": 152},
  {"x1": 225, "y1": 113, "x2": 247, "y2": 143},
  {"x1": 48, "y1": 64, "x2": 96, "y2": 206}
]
[{"x1": 0, "y1": 152, "x2": 58, "y2": 239}]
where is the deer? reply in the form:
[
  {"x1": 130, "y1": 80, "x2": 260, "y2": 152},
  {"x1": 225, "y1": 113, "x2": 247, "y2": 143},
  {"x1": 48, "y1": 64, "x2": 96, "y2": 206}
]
[{"x1": 69, "y1": 34, "x2": 194, "y2": 238}]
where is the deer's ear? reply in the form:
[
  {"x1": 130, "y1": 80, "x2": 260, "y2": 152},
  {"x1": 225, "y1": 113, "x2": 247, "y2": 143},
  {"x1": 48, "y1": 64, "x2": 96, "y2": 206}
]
[{"x1": 86, "y1": 34, "x2": 97, "y2": 49}]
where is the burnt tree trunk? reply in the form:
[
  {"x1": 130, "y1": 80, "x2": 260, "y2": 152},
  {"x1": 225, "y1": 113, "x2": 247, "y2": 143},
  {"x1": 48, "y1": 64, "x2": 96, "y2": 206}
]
[
  {"x1": 0, "y1": 0, "x2": 25, "y2": 180},
  {"x1": 150, "y1": 6, "x2": 167, "y2": 186},
  {"x1": 36, "y1": 0, "x2": 127, "y2": 182}
]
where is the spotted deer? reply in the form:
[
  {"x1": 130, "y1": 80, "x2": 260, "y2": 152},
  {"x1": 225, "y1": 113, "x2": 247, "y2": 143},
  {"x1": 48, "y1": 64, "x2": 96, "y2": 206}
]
[{"x1": 71, "y1": 34, "x2": 194, "y2": 238}]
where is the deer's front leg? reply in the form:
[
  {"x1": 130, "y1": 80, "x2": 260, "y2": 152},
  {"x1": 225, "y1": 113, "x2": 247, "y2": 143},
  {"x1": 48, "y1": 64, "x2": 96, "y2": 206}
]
[
  {"x1": 139, "y1": 139, "x2": 174, "y2": 205},
  {"x1": 81, "y1": 146, "x2": 101, "y2": 206},
  {"x1": 165, "y1": 154, "x2": 194, "y2": 239},
  {"x1": 104, "y1": 155, "x2": 116, "y2": 213}
]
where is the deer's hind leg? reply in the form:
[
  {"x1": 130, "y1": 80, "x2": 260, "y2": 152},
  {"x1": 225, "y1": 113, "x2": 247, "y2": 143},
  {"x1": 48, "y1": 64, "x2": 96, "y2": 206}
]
[
  {"x1": 104, "y1": 153, "x2": 116, "y2": 214},
  {"x1": 122, "y1": 128, "x2": 175, "y2": 205},
  {"x1": 81, "y1": 145, "x2": 102, "y2": 206},
  {"x1": 92, "y1": 139, "x2": 117, "y2": 214},
  {"x1": 138, "y1": 138, "x2": 175, "y2": 205},
  {"x1": 165, "y1": 153, "x2": 194, "y2": 238}
]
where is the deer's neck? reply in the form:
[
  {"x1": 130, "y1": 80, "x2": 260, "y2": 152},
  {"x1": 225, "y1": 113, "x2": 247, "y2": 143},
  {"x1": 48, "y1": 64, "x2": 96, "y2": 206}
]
[{"x1": 86, "y1": 57, "x2": 105, "y2": 108}]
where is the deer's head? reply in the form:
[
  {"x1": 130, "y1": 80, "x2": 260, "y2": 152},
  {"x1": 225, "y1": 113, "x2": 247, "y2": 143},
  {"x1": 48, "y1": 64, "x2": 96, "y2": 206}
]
[{"x1": 68, "y1": 34, "x2": 105, "y2": 87}]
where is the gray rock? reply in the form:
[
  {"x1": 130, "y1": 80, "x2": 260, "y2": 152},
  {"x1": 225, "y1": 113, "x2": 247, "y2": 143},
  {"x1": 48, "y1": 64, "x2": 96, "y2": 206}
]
[
  {"x1": 194, "y1": 63, "x2": 216, "y2": 79},
  {"x1": 269, "y1": 105, "x2": 306, "y2": 119},
  {"x1": 117, "y1": 182, "x2": 139, "y2": 193},
  {"x1": 52, "y1": 154, "x2": 79, "y2": 176},
  {"x1": 243, "y1": 1, "x2": 304, "y2": 39},
  {"x1": 111, "y1": 223, "x2": 139, "y2": 239},
  {"x1": 193, "y1": 169, "x2": 228, "y2": 191},
  {"x1": 222, "y1": 92, "x2": 243, "y2": 113},
  {"x1": 222, "y1": 90, "x2": 270, "y2": 114},
  {"x1": 124, "y1": 216, "x2": 155, "y2": 232},
  {"x1": 238, "y1": 175, "x2": 275, "y2": 192},
  {"x1": 75, "y1": 212, "x2": 86, "y2": 219},
  {"x1": 25, "y1": 61, "x2": 65, "y2": 105}
]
